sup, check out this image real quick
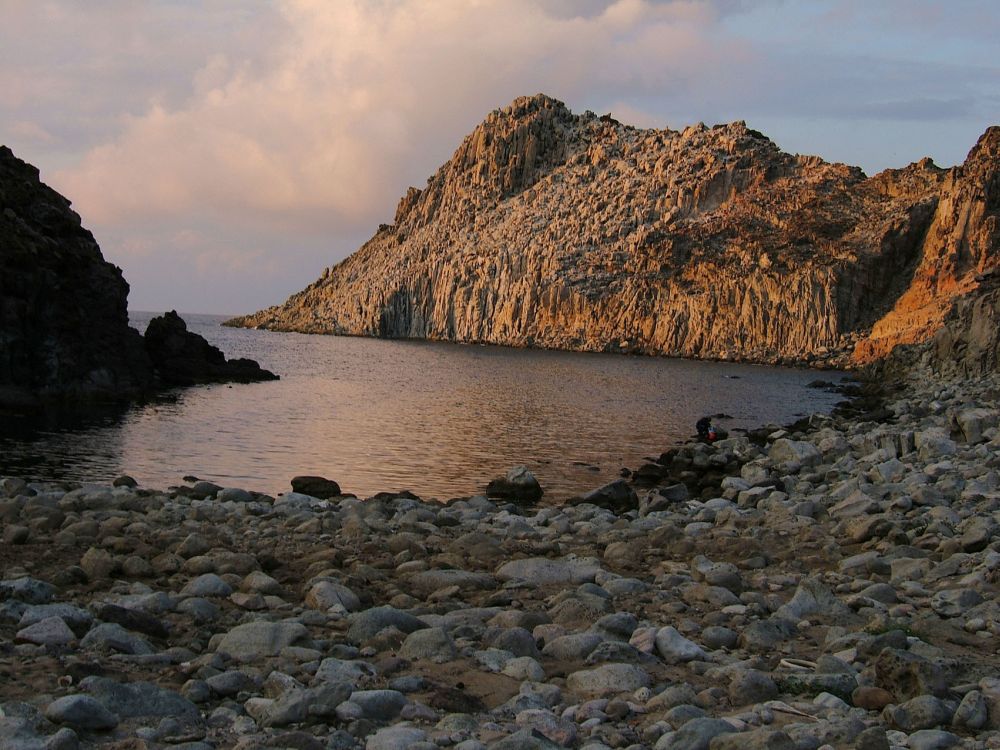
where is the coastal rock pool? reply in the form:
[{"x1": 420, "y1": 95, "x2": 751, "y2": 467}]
[{"x1": 0, "y1": 313, "x2": 849, "y2": 501}]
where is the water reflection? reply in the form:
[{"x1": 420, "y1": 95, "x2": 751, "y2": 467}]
[{"x1": 0, "y1": 314, "x2": 847, "y2": 500}]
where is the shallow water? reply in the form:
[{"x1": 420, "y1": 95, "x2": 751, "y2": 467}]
[{"x1": 0, "y1": 313, "x2": 848, "y2": 500}]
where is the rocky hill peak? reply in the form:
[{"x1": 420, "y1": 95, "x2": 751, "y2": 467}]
[
  {"x1": 228, "y1": 98, "x2": 1000, "y2": 369},
  {"x1": 966, "y1": 125, "x2": 1000, "y2": 165},
  {"x1": 393, "y1": 93, "x2": 577, "y2": 229}
]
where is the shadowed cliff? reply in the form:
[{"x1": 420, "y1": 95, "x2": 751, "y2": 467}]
[
  {"x1": 0, "y1": 146, "x2": 277, "y2": 409},
  {"x1": 0, "y1": 146, "x2": 153, "y2": 408}
]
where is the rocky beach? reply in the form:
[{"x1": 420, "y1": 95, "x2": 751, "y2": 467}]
[
  {"x1": 3, "y1": 87, "x2": 999, "y2": 750},
  {"x1": 2, "y1": 356, "x2": 998, "y2": 750}
]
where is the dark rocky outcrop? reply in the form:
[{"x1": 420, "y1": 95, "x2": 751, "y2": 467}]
[
  {"x1": 0, "y1": 146, "x2": 278, "y2": 409},
  {"x1": 0, "y1": 146, "x2": 153, "y2": 408},
  {"x1": 227, "y1": 95, "x2": 1000, "y2": 369},
  {"x1": 144, "y1": 311, "x2": 277, "y2": 386}
]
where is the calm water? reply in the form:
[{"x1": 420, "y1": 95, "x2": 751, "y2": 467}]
[{"x1": 0, "y1": 313, "x2": 848, "y2": 501}]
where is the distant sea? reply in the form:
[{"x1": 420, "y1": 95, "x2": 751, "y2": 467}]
[{"x1": 0, "y1": 312, "x2": 848, "y2": 501}]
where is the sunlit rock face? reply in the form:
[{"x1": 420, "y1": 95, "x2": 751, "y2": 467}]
[
  {"x1": 854, "y1": 127, "x2": 1000, "y2": 364},
  {"x1": 0, "y1": 146, "x2": 153, "y2": 407},
  {"x1": 228, "y1": 95, "x2": 1000, "y2": 368}
]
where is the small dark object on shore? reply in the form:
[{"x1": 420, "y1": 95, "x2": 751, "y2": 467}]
[
  {"x1": 291, "y1": 475, "x2": 342, "y2": 499},
  {"x1": 485, "y1": 466, "x2": 543, "y2": 504},
  {"x1": 696, "y1": 415, "x2": 729, "y2": 443}
]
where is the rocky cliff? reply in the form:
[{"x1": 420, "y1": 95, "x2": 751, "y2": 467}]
[
  {"x1": 0, "y1": 147, "x2": 278, "y2": 410},
  {"x1": 853, "y1": 127, "x2": 1000, "y2": 363},
  {"x1": 923, "y1": 269, "x2": 1000, "y2": 377},
  {"x1": 0, "y1": 146, "x2": 153, "y2": 408},
  {"x1": 227, "y1": 95, "x2": 1000, "y2": 367}
]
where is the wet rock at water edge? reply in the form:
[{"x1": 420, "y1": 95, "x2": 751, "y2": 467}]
[
  {"x1": 486, "y1": 465, "x2": 543, "y2": 503},
  {"x1": 144, "y1": 310, "x2": 278, "y2": 386},
  {"x1": 290, "y1": 475, "x2": 342, "y2": 499}
]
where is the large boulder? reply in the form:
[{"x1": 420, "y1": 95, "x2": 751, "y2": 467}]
[
  {"x1": 80, "y1": 676, "x2": 203, "y2": 734},
  {"x1": 215, "y1": 620, "x2": 313, "y2": 661},
  {"x1": 572, "y1": 480, "x2": 638, "y2": 513}
]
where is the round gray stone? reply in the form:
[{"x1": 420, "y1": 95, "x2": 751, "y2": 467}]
[
  {"x1": 180, "y1": 573, "x2": 233, "y2": 598},
  {"x1": 216, "y1": 620, "x2": 312, "y2": 661},
  {"x1": 45, "y1": 695, "x2": 118, "y2": 730},
  {"x1": 347, "y1": 606, "x2": 428, "y2": 644},
  {"x1": 566, "y1": 663, "x2": 651, "y2": 698},
  {"x1": 15, "y1": 616, "x2": 76, "y2": 646},
  {"x1": 398, "y1": 627, "x2": 457, "y2": 663}
]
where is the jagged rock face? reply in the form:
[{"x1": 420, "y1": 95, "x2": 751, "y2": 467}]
[
  {"x1": 228, "y1": 95, "x2": 999, "y2": 367},
  {"x1": 926, "y1": 271, "x2": 1000, "y2": 376},
  {"x1": 0, "y1": 146, "x2": 153, "y2": 407},
  {"x1": 853, "y1": 128, "x2": 1000, "y2": 363}
]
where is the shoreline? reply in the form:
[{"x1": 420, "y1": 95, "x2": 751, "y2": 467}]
[
  {"x1": 220, "y1": 320, "x2": 857, "y2": 372},
  {"x1": 0, "y1": 342, "x2": 853, "y2": 504},
  {"x1": 1, "y1": 366, "x2": 998, "y2": 749}
]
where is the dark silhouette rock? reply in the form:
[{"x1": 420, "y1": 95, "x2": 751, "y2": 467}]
[
  {"x1": 144, "y1": 310, "x2": 277, "y2": 386},
  {"x1": 485, "y1": 466, "x2": 543, "y2": 504},
  {"x1": 0, "y1": 146, "x2": 153, "y2": 408},
  {"x1": 290, "y1": 475, "x2": 341, "y2": 499},
  {"x1": 0, "y1": 146, "x2": 280, "y2": 408}
]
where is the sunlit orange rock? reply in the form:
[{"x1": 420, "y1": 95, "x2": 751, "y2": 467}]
[{"x1": 227, "y1": 95, "x2": 1000, "y2": 369}]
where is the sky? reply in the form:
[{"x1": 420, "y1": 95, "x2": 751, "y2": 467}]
[{"x1": 2, "y1": 1, "x2": 998, "y2": 315}]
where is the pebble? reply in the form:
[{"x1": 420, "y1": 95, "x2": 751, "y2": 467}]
[
  {"x1": 1, "y1": 367, "x2": 999, "y2": 749},
  {"x1": 44, "y1": 694, "x2": 119, "y2": 730}
]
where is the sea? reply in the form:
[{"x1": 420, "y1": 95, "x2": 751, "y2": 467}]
[{"x1": 0, "y1": 312, "x2": 850, "y2": 502}]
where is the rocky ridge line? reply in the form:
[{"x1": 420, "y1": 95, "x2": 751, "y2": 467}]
[{"x1": 227, "y1": 96, "x2": 1000, "y2": 369}]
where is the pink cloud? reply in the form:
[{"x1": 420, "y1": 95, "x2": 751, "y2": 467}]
[{"x1": 53, "y1": 0, "x2": 745, "y2": 240}]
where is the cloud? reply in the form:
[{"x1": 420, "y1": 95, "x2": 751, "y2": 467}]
[
  {"x1": 1, "y1": 1, "x2": 283, "y2": 175},
  {"x1": 51, "y1": 0, "x2": 751, "y2": 238},
  {"x1": 3, "y1": 0, "x2": 997, "y2": 313}
]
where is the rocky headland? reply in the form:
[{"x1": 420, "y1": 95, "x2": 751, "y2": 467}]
[
  {"x1": 227, "y1": 95, "x2": 1000, "y2": 370},
  {"x1": 0, "y1": 146, "x2": 276, "y2": 410}
]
